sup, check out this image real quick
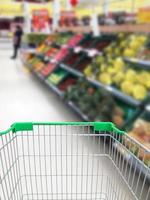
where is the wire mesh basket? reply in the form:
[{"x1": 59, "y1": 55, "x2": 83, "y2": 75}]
[{"x1": 0, "y1": 122, "x2": 149, "y2": 200}]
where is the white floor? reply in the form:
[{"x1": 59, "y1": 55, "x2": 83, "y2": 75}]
[{"x1": 0, "y1": 43, "x2": 78, "y2": 131}]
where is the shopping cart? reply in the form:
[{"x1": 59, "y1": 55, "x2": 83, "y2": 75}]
[{"x1": 0, "y1": 122, "x2": 149, "y2": 200}]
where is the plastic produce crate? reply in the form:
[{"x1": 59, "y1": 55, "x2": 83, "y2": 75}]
[
  {"x1": 47, "y1": 68, "x2": 69, "y2": 85},
  {"x1": 0, "y1": 122, "x2": 149, "y2": 200},
  {"x1": 58, "y1": 75, "x2": 77, "y2": 92}
]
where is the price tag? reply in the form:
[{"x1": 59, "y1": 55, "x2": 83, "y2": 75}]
[
  {"x1": 88, "y1": 49, "x2": 98, "y2": 57},
  {"x1": 74, "y1": 46, "x2": 82, "y2": 53}
]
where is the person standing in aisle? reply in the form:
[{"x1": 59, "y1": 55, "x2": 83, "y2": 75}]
[{"x1": 11, "y1": 25, "x2": 23, "y2": 59}]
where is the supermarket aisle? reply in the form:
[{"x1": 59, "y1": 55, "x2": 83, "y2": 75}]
[{"x1": 0, "y1": 45, "x2": 78, "y2": 130}]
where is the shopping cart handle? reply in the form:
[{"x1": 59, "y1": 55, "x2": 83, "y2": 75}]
[{"x1": 0, "y1": 122, "x2": 125, "y2": 136}]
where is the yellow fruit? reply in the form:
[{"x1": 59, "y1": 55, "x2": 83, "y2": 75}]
[
  {"x1": 137, "y1": 71, "x2": 150, "y2": 87},
  {"x1": 96, "y1": 56, "x2": 104, "y2": 63},
  {"x1": 129, "y1": 40, "x2": 141, "y2": 50},
  {"x1": 126, "y1": 69, "x2": 137, "y2": 82},
  {"x1": 107, "y1": 67, "x2": 117, "y2": 75},
  {"x1": 114, "y1": 58, "x2": 125, "y2": 70},
  {"x1": 100, "y1": 64, "x2": 107, "y2": 72},
  {"x1": 114, "y1": 48, "x2": 120, "y2": 55},
  {"x1": 84, "y1": 66, "x2": 92, "y2": 76},
  {"x1": 121, "y1": 81, "x2": 134, "y2": 95},
  {"x1": 99, "y1": 73, "x2": 112, "y2": 85},
  {"x1": 123, "y1": 49, "x2": 136, "y2": 57},
  {"x1": 145, "y1": 80, "x2": 150, "y2": 89},
  {"x1": 118, "y1": 33, "x2": 124, "y2": 39},
  {"x1": 132, "y1": 85, "x2": 147, "y2": 100},
  {"x1": 105, "y1": 46, "x2": 112, "y2": 53},
  {"x1": 113, "y1": 72, "x2": 124, "y2": 84},
  {"x1": 138, "y1": 36, "x2": 147, "y2": 43}
]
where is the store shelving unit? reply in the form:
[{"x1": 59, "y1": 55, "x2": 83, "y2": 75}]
[
  {"x1": 124, "y1": 57, "x2": 150, "y2": 70},
  {"x1": 24, "y1": 61, "x2": 90, "y2": 121},
  {"x1": 22, "y1": 31, "x2": 150, "y2": 183}
]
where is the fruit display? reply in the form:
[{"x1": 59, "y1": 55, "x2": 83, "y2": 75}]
[
  {"x1": 41, "y1": 63, "x2": 57, "y2": 77},
  {"x1": 92, "y1": 35, "x2": 117, "y2": 51},
  {"x1": 36, "y1": 44, "x2": 51, "y2": 54},
  {"x1": 27, "y1": 55, "x2": 45, "y2": 72},
  {"x1": 126, "y1": 111, "x2": 150, "y2": 166},
  {"x1": 67, "y1": 34, "x2": 84, "y2": 48},
  {"x1": 84, "y1": 33, "x2": 150, "y2": 101},
  {"x1": 23, "y1": 34, "x2": 48, "y2": 47},
  {"x1": 53, "y1": 48, "x2": 69, "y2": 62},
  {"x1": 80, "y1": 38, "x2": 95, "y2": 48},
  {"x1": 45, "y1": 48, "x2": 59, "y2": 57},
  {"x1": 75, "y1": 56, "x2": 92, "y2": 72},
  {"x1": 56, "y1": 33, "x2": 73, "y2": 46},
  {"x1": 85, "y1": 57, "x2": 150, "y2": 100},
  {"x1": 44, "y1": 35, "x2": 57, "y2": 45},
  {"x1": 58, "y1": 76, "x2": 77, "y2": 92},
  {"x1": 22, "y1": 32, "x2": 150, "y2": 180},
  {"x1": 63, "y1": 52, "x2": 83, "y2": 67},
  {"x1": 47, "y1": 69, "x2": 69, "y2": 85},
  {"x1": 64, "y1": 79, "x2": 128, "y2": 128},
  {"x1": 104, "y1": 33, "x2": 147, "y2": 58},
  {"x1": 136, "y1": 47, "x2": 150, "y2": 61}
]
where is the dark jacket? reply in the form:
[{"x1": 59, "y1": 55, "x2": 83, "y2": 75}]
[{"x1": 13, "y1": 29, "x2": 23, "y2": 47}]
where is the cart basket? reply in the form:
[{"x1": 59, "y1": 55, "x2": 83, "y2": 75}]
[{"x1": 0, "y1": 122, "x2": 149, "y2": 200}]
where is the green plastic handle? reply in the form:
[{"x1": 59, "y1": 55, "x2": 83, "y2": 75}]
[{"x1": 0, "y1": 122, "x2": 125, "y2": 136}]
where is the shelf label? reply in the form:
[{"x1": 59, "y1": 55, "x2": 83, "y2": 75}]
[
  {"x1": 87, "y1": 49, "x2": 98, "y2": 57},
  {"x1": 74, "y1": 46, "x2": 82, "y2": 53}
]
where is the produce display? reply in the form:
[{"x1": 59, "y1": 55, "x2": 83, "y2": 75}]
[
  {"x1": 104, "y1": 34, "x2": 147, "y2": 58},
  {"x1": 136, "y1": 46, "x2": 150, "y2": 61},
  {"x1": 45, "y1": 48, "x2": 59, "y2": 57},
  {"x1": 27, "y1": 56, "x2": 45, "y2": 72},
  {"x1": 67, "y1": 34, "x2": 84, "y2": 48},
  {"x1": 47, "y1": 68, "x2": 68, "y2": 85},
  {"x1": 75, "y1": 56, "x2": 92, "y2": 72},
  {"x1": 64, "y1": 79, "x2": 128, "y2": 128},
  {"x1": 22, "y1": 32, "x2": 150, "y2": 180},
  {"x1": 127, "y1": 115, "x2": 150, "y2": 166},
  {"x1": 91, "y1": 35, "x2": 117, "y2": 51},
  {"x1": 23, "y1": 34, "x2": 48, "y2": 47},
  {"x1": 53, "y1": 47, "x2": 69, "y2": 62},
  {"x1": 58, "y1": 76, "x2": 77, "y2": 92},
  {"x1": 63, "y1": 52, "x2": 83, "y2": 66},
  {"x1": 41, "y1": 63, "x2": 57, "y2": 77},
  {"x1": 24, "y1": 32, "x2": 150, "y2": 118},
  {"x1": 84, "y1": 34, "x2": 150, "y2": 100},
  {"x1": 55, "y1": 33, "x2": 73, "y2": 46}
]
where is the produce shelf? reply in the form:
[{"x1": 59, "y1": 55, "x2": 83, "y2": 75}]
[
  {"x1": 124, "y1": 57, "x2": 150, "y2": 70},
  {"x1": 32, "y1": 70, "x2": 45, "y2": 81},
  {"x1": 87, "y1": 77, "x2": 140, "y2": 107},
  {"x1": 59, "y1": 62, "x2": 141, "y2": 107},
  {"x1": 67, "y1": 101, "x2": 90, "y2": 121},
  {"x1": 60, "y1": 63, "x2": 84, "y2": 77},
  {"x1": 52, "y1": 43, "x2": 102, "y2": 58},
  {"x1": 45, "y1": 79, "x2": 64, "y2": 97},
  {"x1": 26, "y1": 59, "x2": 142, "y2": 108}
]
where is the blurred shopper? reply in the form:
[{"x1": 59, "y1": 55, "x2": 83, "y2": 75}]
[{"x1": 11, "y1": 25, "x2": 23, "y2": 59}]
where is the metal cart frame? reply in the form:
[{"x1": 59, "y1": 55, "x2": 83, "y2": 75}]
[{"x1": 0, "y1": 122, "x2": 149, "y2": 200}]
